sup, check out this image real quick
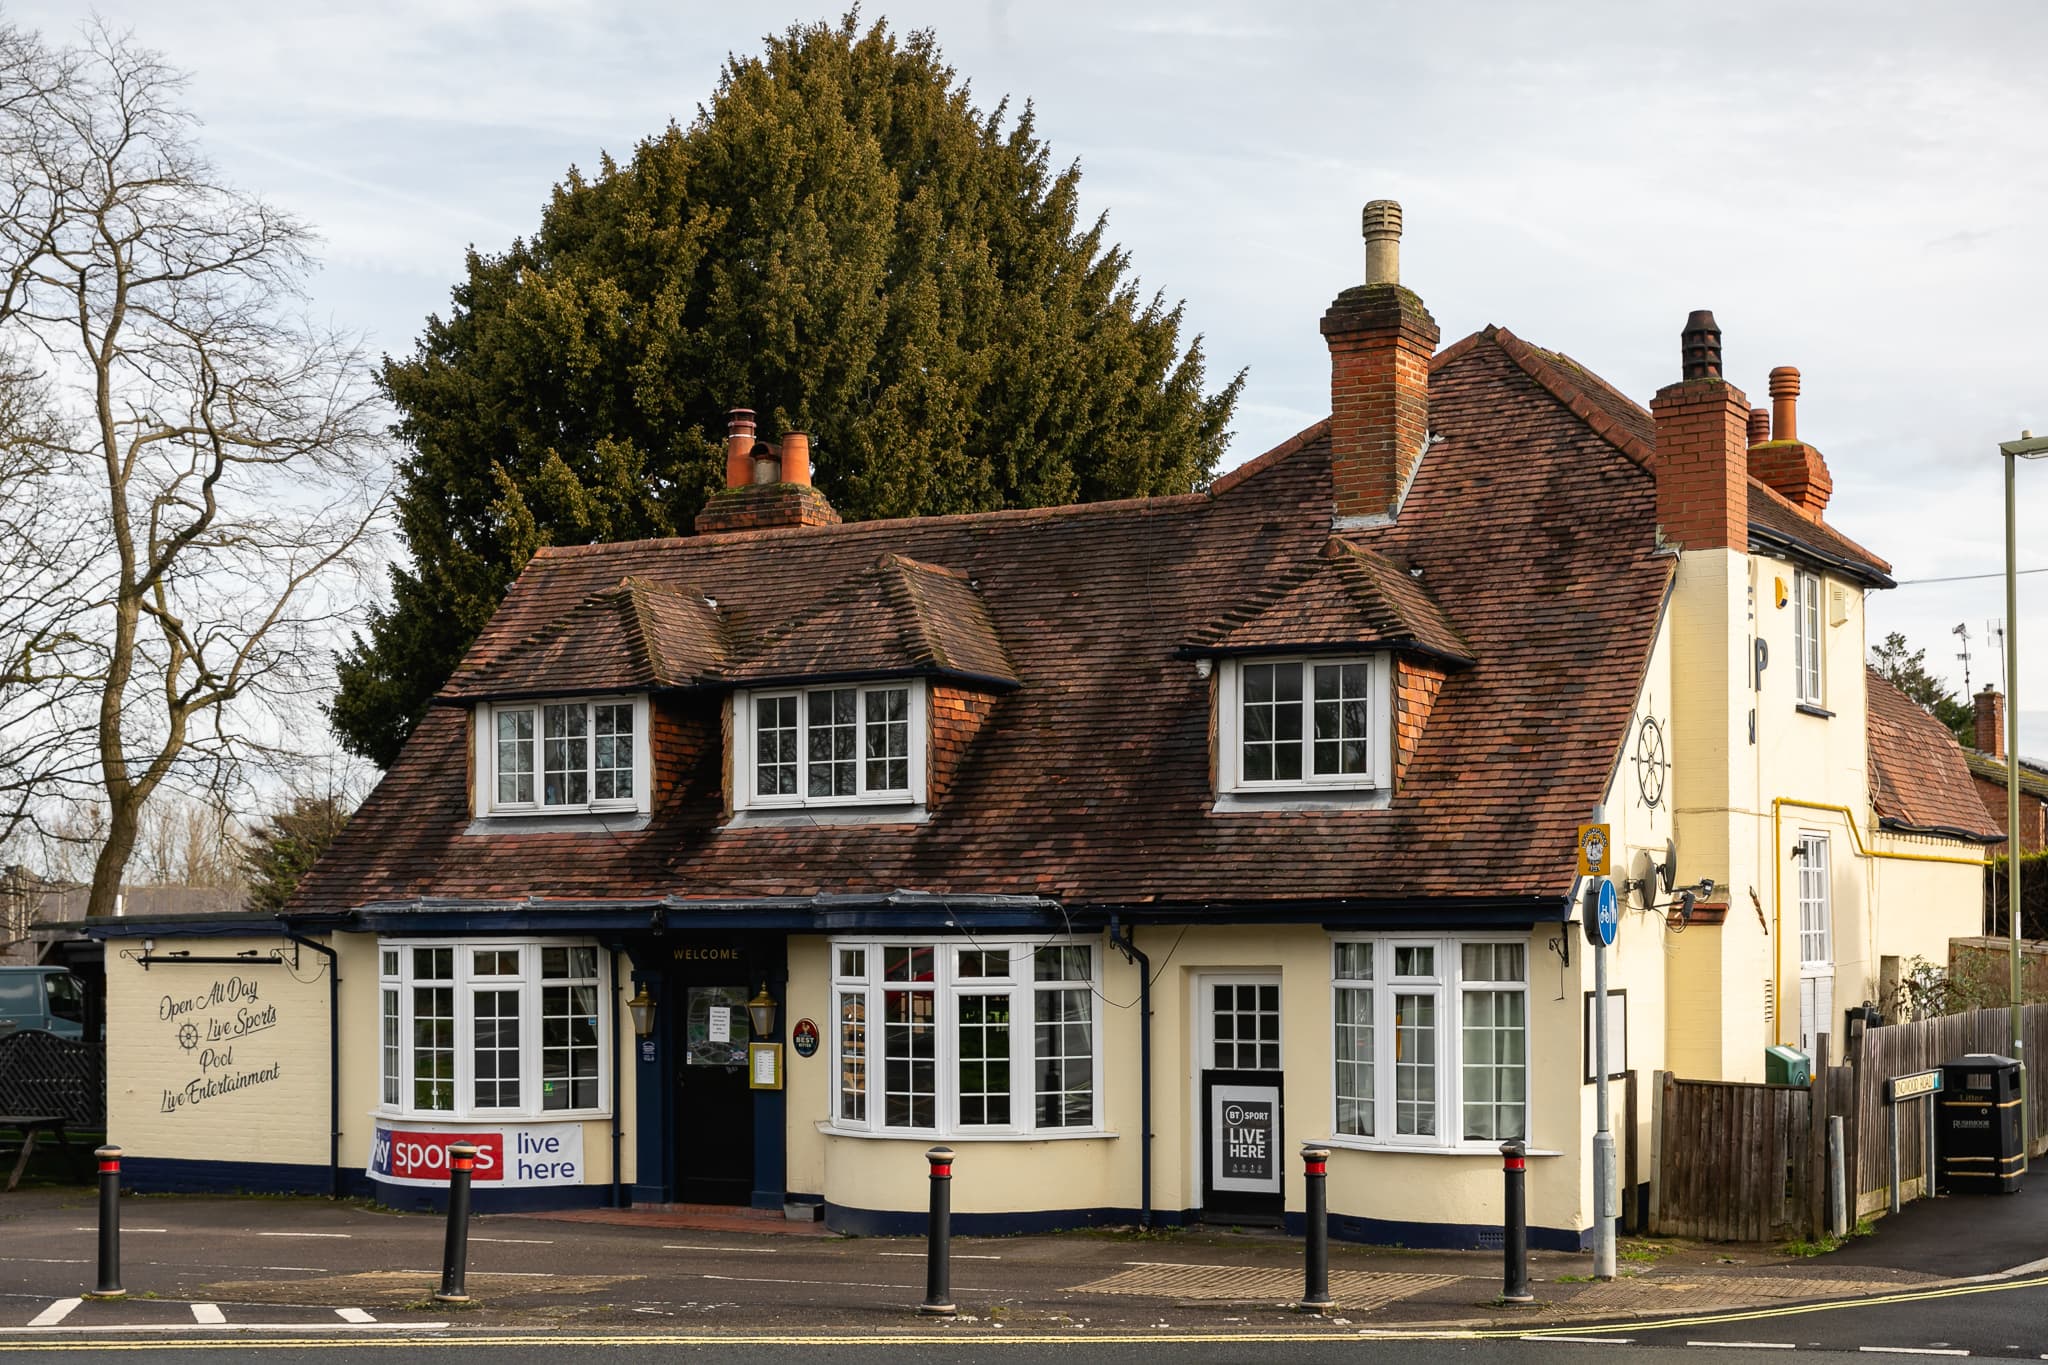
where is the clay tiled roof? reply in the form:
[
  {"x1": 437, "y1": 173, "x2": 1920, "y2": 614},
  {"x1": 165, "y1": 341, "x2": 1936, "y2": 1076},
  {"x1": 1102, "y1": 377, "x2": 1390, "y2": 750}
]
[
  {"x1": 1961, "y1": 749, "x2": 2048, "y2": 802},
  {"x1": 1866, "y1": 668, "x2": 2002, "y2": 843},
  {"x1": 721, "y1": 554, "x2": 1016, "y2": 689},
  {"x1": 292, "y1": 328, "x2": 1674, "y2": 914},
  {"x1": 1186, "y1": 537, "x2": 1473, "y2": 665},
  {"x1": 1748, "y1": 480, "x2": 1893, "y2": 587},
  {"x1": 440, "y1": 577, "x2": 727, "y2": 701}
]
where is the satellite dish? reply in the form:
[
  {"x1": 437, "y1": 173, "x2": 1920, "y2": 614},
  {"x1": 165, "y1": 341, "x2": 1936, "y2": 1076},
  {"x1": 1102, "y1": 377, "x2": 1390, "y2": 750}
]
[
  {"x1": 1659, "y1": 837, "x2": 1678, "y2": 894},
  {"x1": 1629, "y1": 849, "x2": 1657, "y2": 911}
]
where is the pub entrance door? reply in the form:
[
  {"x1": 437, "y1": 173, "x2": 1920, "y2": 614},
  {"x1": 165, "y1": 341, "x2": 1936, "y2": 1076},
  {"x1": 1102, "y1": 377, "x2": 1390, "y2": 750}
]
[
  {"x1": 1197, "y1": 974, "x2": 1285, "y2": 1224},
  {"x1": 670, "y1": 959, "x2": 757, "y2": 1205}
]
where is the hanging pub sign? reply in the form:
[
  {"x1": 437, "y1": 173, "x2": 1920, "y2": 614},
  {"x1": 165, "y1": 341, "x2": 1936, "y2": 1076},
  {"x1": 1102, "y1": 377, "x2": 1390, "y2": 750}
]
[
  {"x1": 1209, "y1": 1083, "x2": 1282, "y2": 1194},
  {"x1": 791, "y1": 1018, "x2": 820, "y2": 1058}
]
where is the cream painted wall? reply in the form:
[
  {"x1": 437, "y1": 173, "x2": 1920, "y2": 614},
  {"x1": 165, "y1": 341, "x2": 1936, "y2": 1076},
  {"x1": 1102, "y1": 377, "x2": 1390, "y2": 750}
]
[{"x1": 106, "y1": 935, "x2": 331, "y2": 1166}]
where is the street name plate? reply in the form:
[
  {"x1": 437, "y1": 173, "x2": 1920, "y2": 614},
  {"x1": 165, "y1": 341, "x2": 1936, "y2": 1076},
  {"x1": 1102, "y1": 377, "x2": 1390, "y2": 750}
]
[{"x1": 1886, "y1": 1069, "x2": 1942, "y2": 1104}]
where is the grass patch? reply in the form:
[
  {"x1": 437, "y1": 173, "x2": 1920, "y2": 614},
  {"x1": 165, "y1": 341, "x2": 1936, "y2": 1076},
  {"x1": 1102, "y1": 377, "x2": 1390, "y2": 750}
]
[
  {"x1": 1617, "y1": 1239, "x2": 1672, "y2": 1263},
  {"x1": 1778, "y1": 1233, "x2": 1842, "y2": 1257}
]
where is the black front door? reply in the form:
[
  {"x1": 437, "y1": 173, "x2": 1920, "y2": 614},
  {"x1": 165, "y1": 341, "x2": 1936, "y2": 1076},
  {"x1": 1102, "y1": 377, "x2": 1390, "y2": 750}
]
[
  {"x1": 1200, "y1": 976, "x2": 1285, "y2": 1224},
  {"x1": 673, "y1": 982, "x2": 756, "y2": 1205}
]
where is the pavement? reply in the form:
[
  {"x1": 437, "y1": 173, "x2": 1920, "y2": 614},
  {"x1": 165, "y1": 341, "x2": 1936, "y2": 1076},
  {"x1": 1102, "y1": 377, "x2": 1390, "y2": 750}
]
[{"x1": 0, "y1": 1181, "x2": 2040, "y2": 1339}]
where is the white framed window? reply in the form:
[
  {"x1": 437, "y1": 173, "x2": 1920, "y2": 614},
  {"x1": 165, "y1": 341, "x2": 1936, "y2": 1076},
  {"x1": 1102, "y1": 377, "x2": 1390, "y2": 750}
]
[
  {"x1": 1331, "y1": 935, "x2": 1528, "y2": 1149},
  {"x1": 1795, "y1": 832, "x2": 1834, "y2": 1052},
  {"x1": 829, "y1": 936, "x2": 1100, "y2": 1137},
  {"x1": 1217, "y1": 655, "x2": 1391, "y2": 792},
  {"x1": 376, "y1": 939, "x2": 610, "y2": 1121},
  {"x1": 1793, "y1": 571, "x2": 1824, "y2": 705},
  {"x1": 473, "y1": 695, "x2": 651, "y2": 816},
  {"x1": 735, "y1": 682, "x2": 928, "y2": 809}
]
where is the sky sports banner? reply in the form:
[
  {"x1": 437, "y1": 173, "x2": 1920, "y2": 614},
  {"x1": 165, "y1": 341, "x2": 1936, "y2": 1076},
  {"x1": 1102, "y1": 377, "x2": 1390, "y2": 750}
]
[{"x1": 369, "y1": 1124, "x2": 585, "y2": 1188}]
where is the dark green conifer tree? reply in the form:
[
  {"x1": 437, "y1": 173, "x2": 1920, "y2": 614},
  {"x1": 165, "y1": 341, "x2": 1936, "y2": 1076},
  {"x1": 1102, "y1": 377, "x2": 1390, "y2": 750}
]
[{"x1": 331, "y1": 13, "x2": 1241, "y2": 766}]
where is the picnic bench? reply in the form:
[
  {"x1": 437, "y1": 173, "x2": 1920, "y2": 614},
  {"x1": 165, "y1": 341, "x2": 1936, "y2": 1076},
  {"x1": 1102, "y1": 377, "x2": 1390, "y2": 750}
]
[
  {"x1": 0, "y1": 1115, "x2": 68, "y2": 1191},
  {"x1": 0, "y1": 1029, "x2": 102, "y2": 1190}
]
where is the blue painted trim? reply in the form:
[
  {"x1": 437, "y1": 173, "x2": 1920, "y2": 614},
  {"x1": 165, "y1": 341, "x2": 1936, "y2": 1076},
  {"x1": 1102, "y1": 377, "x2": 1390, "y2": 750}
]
[
  {"x1": 121, "y1": 1156, "x2": 332, "y2": 1196},
  {"x1": 366, "y1": 1178, "x2": 611, "y2": 1215}
]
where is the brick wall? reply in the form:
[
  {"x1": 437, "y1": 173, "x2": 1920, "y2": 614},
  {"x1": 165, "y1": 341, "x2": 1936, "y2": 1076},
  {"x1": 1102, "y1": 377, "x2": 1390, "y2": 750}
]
[
  {"x1": 1970, "y1": 771, "x2": 2048, "y2": 855},
  {"x1": 1321, "y1": 285, "x2": 1438, "y2": 524},
  {"x1": 1652, "y1": 377, "x2": 1752, "y2": 551}
]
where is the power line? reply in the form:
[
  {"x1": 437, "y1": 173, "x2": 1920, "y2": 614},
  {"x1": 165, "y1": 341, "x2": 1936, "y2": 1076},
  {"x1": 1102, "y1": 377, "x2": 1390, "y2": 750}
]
[{"x1": 1892, "y1": 566, "x2": 2048, "y2": 586}]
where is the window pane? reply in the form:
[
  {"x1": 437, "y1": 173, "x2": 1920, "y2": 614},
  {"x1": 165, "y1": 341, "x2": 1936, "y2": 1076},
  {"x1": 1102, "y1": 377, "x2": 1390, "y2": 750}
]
[
  {"x1": 838, "y1": 990, "x2": 867, "y2": 1122},
  {"x1": 958, "y1": 948, "x2": 1009, "y2": 979},
  {"x1": 808, "y1": 689, "x2": 858, "y2": 797},
  {"x1": 594, "y1": 702, "x2": 634, "y2": 801},
  {"x1": 473, "y1": 949, "x2": 519, "y2": 977},
  {"x1": 1394, "y1": 991, "x2": 1437, "y2": 1135},
  {"x1": 884, "y1": 945, "x2": 934, "y2": 982},
  {"x1": 542, "y1": 982, "x2": 601, "y2": 1111},
  {"x1": 1334, "y1": 984, "x2": 1373, "y2": 1136},
  {"x1": 757, "y1": 695, "x2": 799, "y2": 796},
  {"x1": 1461, "y1": 943, "x2": 1525, "y2": 983},
  {"x1": 1335, "y1": 941, "x2": 1373, "y2": 981},
  {"x1": 380, "y1": 987, "x2": 400, "y2": 1107},
  {"x1": 473, "y1": 988, "x2": 521, "y2": 1108},
  {"x1": 837, "y1": 948, "x2": 866, "y2": 980},
  {"x1": 957, "y1": 993, "x2": 1012, "y2": 1126},
  {"x1": 1394, "y1": 945, "x2": 1435, "y2": 979},
  {"x1": 496, "y1": 709, "x2": 535, "y2": 804},
  {"x1": 412, "y1": 984, "x2": 454, "y2": 1112},
  {"x1": 1034, "y1": 945, "x2": 1090, "y2": 982},
  {"x1": 1311, "y1": 662, "x2": 1371, "y2": 775},
  {"x1": 414, "y1": 947, "x2": 452, "y2": 981},
  {"x1": 542, "y1": 946, "x2": 597, "y2": 979},
  {"x1": 543, "y1": 704, "x2": 589, "y2": 806},
  {"x1": 864, "y1": 688, "x2": 911, "y2": 792},
  {"x1": 381, "y1": 949, "x2": 399, "y2": 978},
  {"x1": 1241, "y1": 662, "x2": 1306, "y2": 784},
  {"x1": 883, "y1": 987, "x2": 936, "y2": 1128},
  {"x1": 1035, "y1": 985, "x2": 1093, "y2": 1127},
  {"x1": 1461, "y1": 988, "x2": 1526, "y2": 1141}
]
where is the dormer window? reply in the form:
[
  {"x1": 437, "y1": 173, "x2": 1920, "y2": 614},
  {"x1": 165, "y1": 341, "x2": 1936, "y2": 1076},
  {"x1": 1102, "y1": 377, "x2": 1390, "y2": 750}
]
[
  {"x1": 474, "y1": 696, "x2": 651, "y2": 817},
  {"x1": 1218, "y1": 655, "x2": 1390, "y2": 793},
  {"x1": 735, "y1": 682, "x2": 928, "y2": 809}
]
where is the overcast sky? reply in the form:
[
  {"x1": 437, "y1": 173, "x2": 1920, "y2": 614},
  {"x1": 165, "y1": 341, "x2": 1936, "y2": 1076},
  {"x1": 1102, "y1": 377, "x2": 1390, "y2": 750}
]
[{"x1": 16, "y1": 0, "x2": 2048, "y2": 757}]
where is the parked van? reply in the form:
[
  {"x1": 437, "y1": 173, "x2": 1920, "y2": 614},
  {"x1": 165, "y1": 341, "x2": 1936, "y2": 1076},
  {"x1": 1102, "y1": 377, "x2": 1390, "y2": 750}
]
[{"x1": 0, "y1": 967, "x2": 87, "y2": 1040}]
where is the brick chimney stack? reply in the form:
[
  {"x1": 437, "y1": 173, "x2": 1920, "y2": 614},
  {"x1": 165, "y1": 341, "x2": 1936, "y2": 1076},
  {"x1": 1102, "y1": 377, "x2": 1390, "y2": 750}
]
[
  {"x1": 1976, "y1": 685, "x2": 2006, "y2": 758},
  {"x1": 696, "y1": 409, "x2": 840, "y2": 534},
  {"x1": 1651, "y1": 310, "x2": 1751, "y2": 552},
  {"x1": 1321, "y1": 200, "x2": 1439, "y2": 528},
  {"x1": 1745, "y1": 365, "x2": 1834, "y2": 518}
]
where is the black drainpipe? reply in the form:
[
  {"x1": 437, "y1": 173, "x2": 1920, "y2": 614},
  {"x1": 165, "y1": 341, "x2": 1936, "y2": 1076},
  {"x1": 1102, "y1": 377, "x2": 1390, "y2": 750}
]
[
  {"x1": 283, "y1": 932, "x2": 341, "y2": 1200},
  {"x1": 1107, "y1": 917, "x2": 1152, "y2": 1229},
  {"x1": 608, "y1": 946, "x2": 624, "y2": 1209}
]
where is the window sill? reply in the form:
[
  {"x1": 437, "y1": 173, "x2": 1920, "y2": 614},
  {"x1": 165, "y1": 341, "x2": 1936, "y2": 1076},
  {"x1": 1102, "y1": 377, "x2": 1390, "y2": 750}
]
[
  {"x1": 1321, "y1": 1136, "x2": 1560, "y2": 1157},
  {"x1": 1212, "y1": 789, "x2": 1390, "y2": 813},
  {"x1": 465, "y1": 810, "x2": 650, "y2": 836},
  {"x1": 729, "y1": 803, "x2": 929, "y2": 829},
  {"x1": 1795, "y1": 703, "x2": 1834, "y2": 719},
  {"x1": 814, "y1": 1121, "x2": 1117, "y2": 1143}
]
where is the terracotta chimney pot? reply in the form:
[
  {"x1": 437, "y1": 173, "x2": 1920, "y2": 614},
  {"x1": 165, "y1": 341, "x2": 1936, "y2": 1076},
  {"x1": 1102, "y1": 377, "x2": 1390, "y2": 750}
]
[
  {"x1": 1769, "y1": 366, "x2": 1801, "y2": 444},
  {"x1": 1748, "y1": 406, "x2": 1771, "y2": 446},
  {"x1": 725, "y1": 408, "x2": 757, "y2": 489},
  {"x1": 780, "y1": 432, "x2": 812, "y2": 488}
]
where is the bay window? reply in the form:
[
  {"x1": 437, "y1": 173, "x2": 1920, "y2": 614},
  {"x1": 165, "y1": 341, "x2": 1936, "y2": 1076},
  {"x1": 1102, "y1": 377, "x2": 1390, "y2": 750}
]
[
  {"x1": 830, "y1": 937, "x2": 1100, "y2": 1136},
  {"x1": 738, "y1": 683, "x2": 926, "y2": 809},
  {"x1": 475, "y1": 696, "x2": 649, "y2": 816},
  {"x1": 377, "y1": 940, "x2": 609, "y2": 1120},
  {"x1": 1331, "y1": 936, "x2": 1528, "y2": 1148},
  {"x1": 1218, "y1": 655, "x2": 1391, "y2": 793}
]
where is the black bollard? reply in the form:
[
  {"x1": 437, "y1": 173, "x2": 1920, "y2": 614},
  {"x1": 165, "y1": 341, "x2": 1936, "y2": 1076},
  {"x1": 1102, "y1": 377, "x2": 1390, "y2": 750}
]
[
  {"x1": 1500, "y1": 1138, "x2": 1532, "y2": 1303},
  {"x1": 87, "y1": 1145, "x2": 123, "y2": 1300},
  {"x1": 434, "y1": 1142, "x2": 478, "y2": 1305},
  {"x1": 1298, "y1": 1144, "x2": 1334, "y2": 1313},
  {"x1": 919, "y1": 1145, "x2": 956, "y2": 1316}
]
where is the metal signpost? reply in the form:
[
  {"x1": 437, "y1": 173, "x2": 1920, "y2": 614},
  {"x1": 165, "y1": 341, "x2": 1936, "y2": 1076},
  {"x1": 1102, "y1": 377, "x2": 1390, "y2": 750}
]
[
  {"x1": 1578, "y1": 820, "x2": 1618, "y2": 1281},
  {"x1": 1884, "y1": 1068, "x2": 1942, "y2": 1214}
]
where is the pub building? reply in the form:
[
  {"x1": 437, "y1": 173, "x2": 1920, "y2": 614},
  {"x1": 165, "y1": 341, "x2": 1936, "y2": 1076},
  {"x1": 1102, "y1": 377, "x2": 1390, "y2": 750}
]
[{"x1": 89, "y1": 204, "x2": 1995, "y2": 1246}]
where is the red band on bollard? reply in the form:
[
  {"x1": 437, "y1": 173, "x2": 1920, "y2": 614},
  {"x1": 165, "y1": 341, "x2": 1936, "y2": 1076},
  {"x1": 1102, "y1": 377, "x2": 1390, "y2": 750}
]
[
  {"x1": 98, "y1": 1160, "x2": 119, "y2": 1174},
  {"x1": 1504, "y1": 1156, "x2": 1525, "y2": 1171},
  {"x1": 453, "y1": 1156, "x2": 473, "y2": 1172},
  {"x1": 1304, "y1": 1159, "x2": 1326, "y2": 1176},
  {"x1": 930, "y1": 1163, "x2": 951, "y2": 1178}
]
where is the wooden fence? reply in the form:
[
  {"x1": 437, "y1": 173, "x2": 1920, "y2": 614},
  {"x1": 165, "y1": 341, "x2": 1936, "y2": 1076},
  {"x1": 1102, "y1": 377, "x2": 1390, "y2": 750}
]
[
  {"x1": 1652, "y1": 1002, "x2": 2048, "y2": 1241},
  {"x1": 1649, "y1": 1075, "x2": 1811, "y2": 1241}
]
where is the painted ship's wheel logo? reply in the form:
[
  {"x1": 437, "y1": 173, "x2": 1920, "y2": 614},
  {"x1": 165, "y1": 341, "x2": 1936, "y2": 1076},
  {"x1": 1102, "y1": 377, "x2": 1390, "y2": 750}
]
[
  {"x1": 177, "y1": 1021, "x2": 199, "y2": 1052},
  {"x1": 1635, "y1": 715, "x2": 1669, "y2": 809}
]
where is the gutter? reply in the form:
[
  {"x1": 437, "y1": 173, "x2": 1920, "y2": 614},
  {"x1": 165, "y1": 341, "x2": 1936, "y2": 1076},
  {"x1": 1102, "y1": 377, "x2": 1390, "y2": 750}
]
[
  {"x1": 282, "y1": 932, "x2": 342, "y2": 1200},
  {"x1": 608, "y1": 947, "x2": 624, "y2": 1210},
  {"x1": 1107, "y1": 917, "x2": 1152, "y2": 1230}
]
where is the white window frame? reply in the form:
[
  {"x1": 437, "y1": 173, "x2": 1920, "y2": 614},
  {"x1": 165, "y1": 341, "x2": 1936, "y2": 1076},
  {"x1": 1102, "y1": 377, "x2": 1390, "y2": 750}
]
[
  {"x1": 1217, "y1": 655, "x2": 1392, "y2": 793},
  {"x1": 473, "y1": 695, "x2": 651, "y2": 817},
  {"x1": 1795, "y1": 833, "x2": 1832, "y2": 969},
  {"x1": 734, "y1": 681, "x2": 928, "y2": 810},
  {"x1": 827, "y1": 935, "x2": 1102, "y2": 1139},
  {"x1": 1329, "y1": 934, "x2": 1530, "y2": 1152},
  {"x1": 1793, "y1": 570, "x2": 1825, "y2": 705},
  {"x1": 375, "y1": 939, "x2": 611, "y2": 1123}
]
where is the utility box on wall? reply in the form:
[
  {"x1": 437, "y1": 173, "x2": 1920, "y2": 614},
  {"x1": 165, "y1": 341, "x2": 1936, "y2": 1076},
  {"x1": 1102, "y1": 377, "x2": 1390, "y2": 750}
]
[{"x1": 1764, "y1": 1045, "x2": 1811, "y2": 1087}]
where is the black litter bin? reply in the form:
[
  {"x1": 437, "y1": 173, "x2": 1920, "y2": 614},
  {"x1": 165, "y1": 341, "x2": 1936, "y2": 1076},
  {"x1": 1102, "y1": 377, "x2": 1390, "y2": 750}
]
[{"x1": 1937, "y1": 1053, "x2": 2025, "y2": 1194}]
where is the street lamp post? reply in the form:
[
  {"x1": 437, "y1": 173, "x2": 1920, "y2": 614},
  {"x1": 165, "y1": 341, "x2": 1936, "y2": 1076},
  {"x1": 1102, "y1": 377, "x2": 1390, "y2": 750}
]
[{"x1": 1998, "y1": 429, "x2": 2048, "y2": 1157}]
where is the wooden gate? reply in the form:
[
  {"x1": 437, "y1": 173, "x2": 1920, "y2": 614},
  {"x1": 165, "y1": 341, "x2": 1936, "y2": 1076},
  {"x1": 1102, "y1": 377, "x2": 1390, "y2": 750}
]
[{"x1": 1649, "y1": 1072, "x2": 1811, "y2": 1241}]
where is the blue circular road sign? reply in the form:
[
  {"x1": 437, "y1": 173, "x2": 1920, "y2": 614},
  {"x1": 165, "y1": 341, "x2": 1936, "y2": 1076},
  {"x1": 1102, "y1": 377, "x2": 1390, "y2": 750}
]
[{"x1": 1594, "y1": 878, "x2": 1619, "y2": 947}]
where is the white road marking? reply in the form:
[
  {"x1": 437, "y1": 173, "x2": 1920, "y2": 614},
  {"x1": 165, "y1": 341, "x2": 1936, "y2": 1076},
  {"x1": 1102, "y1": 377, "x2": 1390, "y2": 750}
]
[
  {"x1": 879, "y1": 1251, "x2": 1001, "y2": 1260},
  {"x1": 190, "y1": 1304, "x2": 225, "y2": 1325},
  {"x1": 1523, "y1": 1337, "x2": 1633, "y2": 1345},
  {"x1": 256, "y1": 1231, "x2": 352, "y2": 1239},
  {"x1": 1857, "y1": 1350, "x2": 1970, "y2": 1357},
  {"x1": 71, "y1": 1227, "x2": 166, "y2": 1233},
  {"x1": 26, "y1": 1300, "x2": 79, "y2": 1328},
  {"x1": 661, "y1": 1244, "x2": 777, "y2": 1254},
  {"x1": 334, "y1": 1308, "x2": 376, "y2": 1324},
  {"x1": 472, "y1": 1237, "x2": 554, "y2": 1244},
  {"x1": 1, "y1": 1259, "x2": 89, "y2": 1266},
  {"x1": 1687, "y1": 1344, "x2": 1795, "y2": 1350},
  {"x1": 0, "y1": 1321, "x2": 446, "y2": 1334},
  {"x1": 257, "y1": 1266, "x2": 331, "y2": 1273}
]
